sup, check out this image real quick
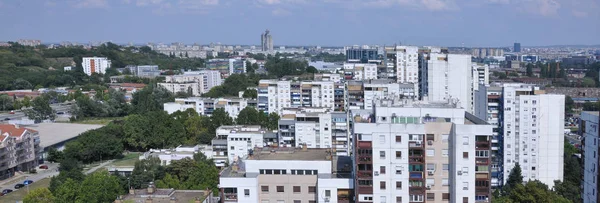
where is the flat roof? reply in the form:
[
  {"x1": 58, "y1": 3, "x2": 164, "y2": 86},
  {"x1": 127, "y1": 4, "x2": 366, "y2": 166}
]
[
  {"x1": 27, "y1": 123, "x2": 104, "y2": 147},
  {"x1": 248, "y1": 148, "x2": 331, "y2": 161}
]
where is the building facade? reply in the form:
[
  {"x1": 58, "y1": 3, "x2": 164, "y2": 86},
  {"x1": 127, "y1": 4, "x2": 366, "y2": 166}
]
[
  {"x1": 257, "y1": 80, "x2": 335, "y2": 114},
  {"x1": 0, "y1": 124, "x2": 40, "y2": 180},
  {"x1": 501, "y1": 84, "x2": 564, "y2": 188},
  {"x1": 351, "y1": 99, "x2": 493, "y2": 203},
  {"x1": 163, "y1": 97, "x2": 252, "y2": 119},
  {"x1": 82, "y1": 57, "x2": 111, "y2": 76},
  {"x1": 419, "y1": 53, "x2": 474, "y2": 113},
  {"x1": 261, "y1": 30, "x2": 274, "y2": 52},
  {"x1": 581, "y1": 111, "x2": 599, "y2": 203}
]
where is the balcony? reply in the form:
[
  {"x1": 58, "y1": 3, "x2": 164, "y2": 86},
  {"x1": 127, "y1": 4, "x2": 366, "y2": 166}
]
[
  {"x1": 223, "y1": 193, "x2": 238, "y2": 202},
  {"x1": 476, "y1": 141, "x2": 490, "y2": 149},
  {"x1": 358, "y1": 156, "x2": 372, "y2": 163},
  {"x1": 410, "y1": 172, "x2": 423, "y2": 179},
  {"x1": 409, "y1": 141, "x2": 424, "y2": 148},
  {"x1": 476, "y1": 158, "x2": 489, "y2": 165},
  {"x1": 358, "y1": 171, "x2": 373, "y2": 178},
  {"x1": 409, "y1": 157, "x2": 424, "y2": 164}
]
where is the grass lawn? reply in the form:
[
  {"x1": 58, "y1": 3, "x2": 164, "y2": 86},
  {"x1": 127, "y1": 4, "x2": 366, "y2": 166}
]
[
  {"x1": 112, "y1": 152, "x2": 141, "y2": 167},
  {"x1": 1, "y1": 178, "x2": 51, "y2": 202},
  {"x1": 70, "y1": 117, "x2": 124, "y2": 125}
]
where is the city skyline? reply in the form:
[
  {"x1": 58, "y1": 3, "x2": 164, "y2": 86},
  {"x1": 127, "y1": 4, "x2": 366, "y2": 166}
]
[{"x1": 0, "y1": 0, "x2": 598, "y2": 47}]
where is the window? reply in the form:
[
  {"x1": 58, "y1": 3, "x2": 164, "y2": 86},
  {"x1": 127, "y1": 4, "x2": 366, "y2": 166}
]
[
  {"x1": 266, "y1": 170, "x2": 273, "y2": 174},
  {"x1": 380, "y1": 181, "x2": 386, "y2": 190},
  {"x1": 426, "y1": 149, "x2": 435, "y2": 156},
  {"x1": 396, "y1": 135, "x2": 402, "y2": 143},
  {"x1": 293, "y1": 186, "x2": 301, "y2": 193},
  {"x1": 442, "y1": 193, "x2": 450, "y2": 200},
  {"x1": 443, "y1": 164, "x2": 449, "y2": 171},
  {"x1": 410, "y1": 195, "x2": 423, "y2": 202},
  {"x1": 442, "y1": 149, "x2": 449, "y2": 157},
  {"x1": 427, "y1": 163, "x2": 435, "y2": 172},
  {"x1": 396, "y1": 181, "x2": 402, "y2": 189},
  {"x1": 442, "y1": 134, "x2": 449, "y2": 143},
  {"x1": 463, "y1": 182, "x2": 469, "y2": 190},
  {"x1": 426, "y1": 178, "x2": 434, "y2": 187},
  {"x1": 309, "y1": 201, "x2": 316, "y2": 203},
  {"x1": 325, "y1": 190, "x2": 331, "y2": 197},
  {"x1": 396, "y1": 151, "x2": 402, "y2": 159},
  {"x1": 396, "y1": 196, "x2": 402, "y2": 203},
  {"x1": 427, "y1": 193, "x2": 435, "y2": 201},
  {"x1": 230, "y1": 146, "x2": 235, "y2": 150},
  {"x1": 244, "y1": 189, "x2": 250, "y2": 196},
  {"x1": 396, "y1": 166, "x2": 403, "y2": 174},
  {"x1": 277, "y1": 186, "x2": 284, "y2": 192},
  {"x1": 294, "y1": 201, "x2": 301, "y2": 203},
  {"x1": 308, "y1": 186, "x2": 316, "y2": 193},
  {"x1": 463, "y1": 152, "x2": 469, "y2": 159},
  {"x1": 462, "y1": 136, "x2": 469, "y2": 145},
  {"x1": 380, "y1": 151, "x2": 386, "y2": 158},
  {"x1": 380, "y1": 166, "x2": 386, "y2": 174},
  {"x1": 261, "y1": 186, "x2": 269, "y2": 192},
  {"x1": 442, "y1": 179, "x2": 449, "y2": 186},
  {"x1": 427, "y1": 134, "x2": 435, "y2": 141},
  {"x1": 476, "y1": 150, "x2": 489, "y2": 157}
]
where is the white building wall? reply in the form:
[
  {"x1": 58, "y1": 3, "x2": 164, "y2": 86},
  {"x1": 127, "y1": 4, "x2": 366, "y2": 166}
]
[
  {"x1": 219, "y1": 177, "x2": 259, "y2": 203},
  {"x1": 582, "y1": 111, "x2": 599, "y2": 203},
  {"x1": 226, "y1": 133, "x2": 265, "y2": 162},
  {"x1": 395, "y1": 46, "x2": 419, "y2": 84},
  {"x1": 425, "y1": 54, "x2": 474, "y2": 113},
  {"x1": 82, "y1": 57, "x2": 111, "y2": 76}
]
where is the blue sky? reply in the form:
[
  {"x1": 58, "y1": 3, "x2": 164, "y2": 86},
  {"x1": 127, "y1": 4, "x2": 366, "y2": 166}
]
[{"x1": 0, "y1": 0, "x2": 598, "y2": 47}]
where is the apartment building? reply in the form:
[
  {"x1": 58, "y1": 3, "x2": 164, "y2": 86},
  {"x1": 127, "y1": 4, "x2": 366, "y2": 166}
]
[
  {"x1": 501, "y1": 84, "x2": 564, "y2": 188},
  {"x1": 159, "y1": 70, "x2": 222, "y2": 95},
  {"x1": 393, "y1": 46, "x2": 419, "y2": 84},
  {"x1": 314, "y1": 73, "x2": 343, "y2": 83},
  {"x1": 473, "y1": 64, "x2": 489, "y2": 87},
  {"x1": 419, "y1": 53, "x2": 474, "y2": 113},
  {"x1": 219, "y1": 148, "x2": 353, "y2": 203},
  {"x1": 581, "y1": 111, "x2": 599, "y2": 203},
  {"x1": 183, "y1": 70, "x2": 222, "y2": 91},
  {"x1": 158, "y1": 82, "x2": 203, "y2": 96},
  {"x1": 277, "y1": 107, "x2": 333, "y2": 149},
  {"x1": 163, "y1": 97, "x2": 252, "y2": 119},
  {"x1": 82, "y1": 57, "x2": 111, "y2": 76},
  {"x1": 473, "y1": 84, "x2": 503, "y2": 187},
  {"x1": 346, "y1": 80, "x2": 418, "y2": 110},
  {"x1": 212, "y1": 126, "x2": 276, "y2": 167},
  {"x1": 257, "y1": 80, "x2": 335, "y2": 114},
  {"x1": 351, "y1": 98, "x2": 493, "y2": 203},
  {"x1": 0, "y1": 124, "x2": 40, "y2": 180},
  {"x1": 138, "y1": 145, "x2": 213, "y2": 166},
  {"x1": 126, "y1": 65, "x2": 161, "y2": 77},
  {"x1": 343, "y1": 63, "x2": 378, "y2": 80}
]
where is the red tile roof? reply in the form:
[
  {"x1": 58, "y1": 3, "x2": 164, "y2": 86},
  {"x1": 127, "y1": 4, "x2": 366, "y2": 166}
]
[{"x1": 0, "y1": 124, "x2": 37, "y2": 139}]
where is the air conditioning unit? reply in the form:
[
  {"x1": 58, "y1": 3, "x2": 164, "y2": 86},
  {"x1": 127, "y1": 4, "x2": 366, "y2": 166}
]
[
  {"x1": 428, "y1": 140, "x2": 433, "y2": 146},
  {"x1": 458, "y1": 171, "x2": 463, "y2": 175},
  {"x1": 426, "y1": 186, "x2": 431, "y2": 190},
  {"x1": 374, "y1": 171, "x2": 379, "y2": 176},
  {"x1": 428, "y1": 171, "x2": 434, "y2": 175}
]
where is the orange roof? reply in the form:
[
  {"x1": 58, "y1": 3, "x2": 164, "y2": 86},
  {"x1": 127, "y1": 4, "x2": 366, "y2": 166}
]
[{"x1": 0, "y1": 124, "x2": 37, "y2": 138}]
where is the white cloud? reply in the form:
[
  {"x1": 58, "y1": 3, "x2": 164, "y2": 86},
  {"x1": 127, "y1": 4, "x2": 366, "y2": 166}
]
[
  {"x1": 486, "y1": 0, "x2": 510, "y2": 4},
  {"x1": 272, "y1": 7, "x2": 291, "y2": 16},
  {"x1": 72, "y1": 0, "x2": 108, "y2": 8},
  {"x1": 421, "y1": 0, "x2": 457, "y2": 11},
  {"x1": 537, "y1": 0, "x2": 560, "y2": 16},
  {"x1": 258, "y1": 0, "x2": 281, "y2": 5},
  {"x1": 135, "y1": 0, "x2": 163, "y2": 6},
  {"x1": 572, "y1": 10, "x2": 588, "y2": 17}
]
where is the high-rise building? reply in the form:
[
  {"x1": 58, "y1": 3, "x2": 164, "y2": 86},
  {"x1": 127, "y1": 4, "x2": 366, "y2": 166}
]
[
  {"x1": 473, "y1": 84, "x2": 503, "y2": 187},
  {"x1": 513, "y1": 43, "x2": 521, "y2": 52},
  {"x1": 394, "y1": 46, "x2": 420, "y2": 84},
  {"x1": 82, "y1": 57, "x2": 111, "y2": 76},
  {"x1": 351, "y1": 98, "x2": 494, "y2": 203},
  {"x1": 257, "y1": 80, "x2": 335, "y2": 114},
  {"x1": 261, "y1": 30, "x2": 274, "y2": 52},
  {"x1": 343, "y1": 63, "x2": 378, "y2": 80},
  {"x1": 419, "y1": 53, "x2": 475, "y2": 113},
  {"x1": 581, "y1": 111, "x2": 599, "y2": 203},
  {"x1": 501, "y1": 84, "x2": 564, "y2": 188},
  {"x1": 346, "y1": 48, "x2": 380, "y2": 63}
]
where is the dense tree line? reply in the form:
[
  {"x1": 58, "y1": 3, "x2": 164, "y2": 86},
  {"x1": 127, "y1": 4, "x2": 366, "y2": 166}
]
[
  {"x1": 265, "y1": 55, "x2": 310, "y2": 77},
  {"x1": 203, "y1": 73, "x2": 273, "y2": 98},
  {"x1": 310, "y1": 52, "x2": 346, "y2": 62}
]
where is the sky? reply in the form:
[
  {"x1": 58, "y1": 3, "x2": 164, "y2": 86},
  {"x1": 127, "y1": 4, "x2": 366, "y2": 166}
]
[{"x1": 0, "y1": 0, "x2": 598, "y2": 47}]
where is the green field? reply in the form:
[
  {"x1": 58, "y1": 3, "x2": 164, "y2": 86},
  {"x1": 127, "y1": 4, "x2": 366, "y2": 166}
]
[
  {"x1": 112, "y1": 152, "x2": 141, "y2": 167},
  {"x1": 1, "y1": 178, "x2": 51, "y2": 202}
]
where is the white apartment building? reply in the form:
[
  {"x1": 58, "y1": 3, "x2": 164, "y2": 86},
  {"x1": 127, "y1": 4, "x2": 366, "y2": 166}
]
[
  {"x1": 394, "y1": 46, "x2": 419, "y2": 84},
  {"x1": 0, "y1": 124, "x2": 41, "y2": 180},
  {"x1": 160, "y1": 70, "x2": 222, "y2": 95},
  {"x1": 473, "y1": 64, "x2": 489, "y2": 86},
  {"x1": 278, "y1": 107, "x2": 333, "y2": 149},
  {"x1": 473, "y1": 84, "x2": 503, "y2": 187},
  {"x1": 346, "y1": 80, "x2": 418, "y2": 110},
  {"x1": 257, "y1": 80, "x2": 335, "y2": 114},
  {"x1": 501, "y1": 84, "x2": 564, "y2": 188},
  {"x1": 314, "y1": 73, "x2": 342, "y2": 83},
  {"x1": 138, "y1": 145, "x2": 213, "y2": 166},
  {"x1": 82, "y1": 57, "x2": 111, "y2": 76},
  {"x1": 212, "y1": 126, "x2": 276, "y2": 167},
  {"x1": 343, "y1": 63, "x2": 377, "y2": 80},
  {"x1": 158, "y1": 82, "x2": 203, "y2": 96},
  {"x1": 219, "y1": 148, "x2": 353, "y2": 203},
  {"x1": 163, "y1": 97, "x2": 251, "y2": 119},
  {"x1": 420, "y1": 53, "x2": 474, "y2": 113},
  {"x1": 582, "y1": 111, "x2": 599, "y2": 203},
  {"x1": 352, "y1": 98, "x2": 494, "y2": 203}
]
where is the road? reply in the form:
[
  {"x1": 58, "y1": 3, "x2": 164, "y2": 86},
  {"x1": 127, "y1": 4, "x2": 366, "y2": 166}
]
[
  {"x1": 0, "y1": 104, "x2": 72, "y2": 122},
  {"x1": 0, "y1": 162, "x2": 59, "y2": 191},
  {"x1": 565, "y1": 133, "x2": 582, "y2": 146}
]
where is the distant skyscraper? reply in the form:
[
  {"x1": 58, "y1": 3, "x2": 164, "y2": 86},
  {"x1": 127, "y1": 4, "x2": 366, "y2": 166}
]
[
  {"x1": 261, "y1": 30, "x2": 273, "y2": 52},
  {"x1": 514, "y1": 43, "x2": 521, "y2": 52}
]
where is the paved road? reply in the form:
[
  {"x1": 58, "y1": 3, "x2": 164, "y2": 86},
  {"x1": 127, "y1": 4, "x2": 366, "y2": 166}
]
[
  {"x1": 0, "y1": 104, "x2": 72, "y2": 122},
  {"x1": 0, "y1": 162, "x2": 59, "y2": 191},
  {"x1": 565, "y1": 133, "x2": 582, "y2": 146},
  {"x1": 84, "y1": 160, "x2": 115, "y2": 175}
]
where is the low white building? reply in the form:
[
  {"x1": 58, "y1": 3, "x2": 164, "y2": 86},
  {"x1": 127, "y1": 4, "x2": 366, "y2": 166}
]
[
  {"x1": 343, "y1": 63, "x2": 377, "y2": 80},
  {"x1": 163, "y1": 97, "x2": 252, "y2": 119},
  {"x1": 219, "y1": 148, "x2": 353, "y2": 203},
  {"x1": 138, "y1": 145, "x2": 213, "y2": 166},
  {"x1": 212, "y1": 126, "x2": 276, "y2": 167}
]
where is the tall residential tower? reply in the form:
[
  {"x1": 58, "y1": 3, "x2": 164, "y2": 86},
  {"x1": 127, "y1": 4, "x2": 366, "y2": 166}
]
[{"x1": 261, "y1": 30, "x2": 274, "y2": 52}]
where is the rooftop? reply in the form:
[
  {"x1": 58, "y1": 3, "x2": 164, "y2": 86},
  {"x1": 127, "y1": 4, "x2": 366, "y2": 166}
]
[
  {"x1": 26, "y1": 123, "x2": 104, "y2": 147},
  {"x1": 118, "y1": 188, "x2": 209, "y2": 203},
  {"x1": 583, "y1": 111, "x2": 600, "y2": 116},
  {"x1": 248, "y1": 147, "x2": 332, "y2": 161},
  {"x1": 375, "y1": 98, "x2": 459, "y2": 109}
]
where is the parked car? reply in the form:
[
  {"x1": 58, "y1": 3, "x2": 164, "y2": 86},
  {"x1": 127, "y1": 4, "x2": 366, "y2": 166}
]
[
  {"x1": 2, "y1": 189, "x2": 13, "y2": 194},
  {"x1": 23, "y1": 180, "x2": 33, "y2": 185},
  {"x1": 14, "y1": 184, "x2": 24, "y2": 189},
  {"x1": 9, "y1": 111, "x2": 14, "y2": 114},
  {"x1": 3, "y1": 118, "x2": 9, "y2": 121},
  {"x1": 39, "y1": 165, "x2": 48, "y2": 169}
]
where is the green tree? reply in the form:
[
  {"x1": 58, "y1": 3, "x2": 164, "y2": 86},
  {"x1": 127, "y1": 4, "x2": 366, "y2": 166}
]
[
  {"x1": 266, "y1": 112, "x2": 280, "y2": 130},
  {"x1": 245, "y1": 61, "x2": 255, "y2": 73},
  {"x1": 23, "y1": 188, "x2": 55, "y2": 203},
  {"x1": 76, "y1": 171, "x2": 123, "y2": 203},
  {"x1": 47, "y1": 147, "x2": 63, "y2": 163},
  {"x1": 242, "y1": 89, "x2": 257, "y2": 99},
  {"x1": 161, "y1": 156, "x2": 219, "y2": 191},
  {"x1": 0, "y1": 94, "x2": 13, "y2": 111},
  {"x1": 24, "y1": 96, "x2": 56, "y2": 122},
  {"x1": 582, "y1": 77, "x2": 596, "y2": 87},
  {"x1": 22, "y1": 96, "x2": 32, "y2": 108},
  {"x1": 131, "y1": 85, "x2": 174, "y2": 114},
  {"x1": 582, "y1": 102, "x2": 599, "y2": 111},
  {"x1": 307, "y1": 66, "x2": 318, "y2": 74},
  {"x1": 52, "y1": 178, "x2": 79, "y2": 203},
  {"x1": 130, "y1": 157, "x2": 166, "y2": 189},
  {"x1": 526, "y1": 63, "x2": 534, "y2": 77},
  {"x1": 208, "y1": 108, "x2": 233, "y2": 134},
  {"x1": 123, "y1": 111, "x2": 185, "y2": 150},
  {"x1": 155, "y1": 173, "x2": 181, "y2": 189},
  {"x1": 13, "y1": 99, "x2": 22, "y2": 110},
  {"x1": 504, "y1": 162, "x2": 523, "y2": 194},
  {"x1": 565, "y1": 96, "x2": 575, "y2": 114},
  {"x1": 236, "y1": 107, "x2": 260, "y2": 125}
]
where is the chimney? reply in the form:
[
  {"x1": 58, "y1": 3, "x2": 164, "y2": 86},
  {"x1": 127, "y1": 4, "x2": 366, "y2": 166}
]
[
  {"x1": 129, "y1": 187, "x2": 135, "y2": 195},
  {"x1": 145, "y1": 197, "x2": 153, "y2": 203},
  {"x1": 147, "y1": 182, "x2": 155, "y2": 194}
]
